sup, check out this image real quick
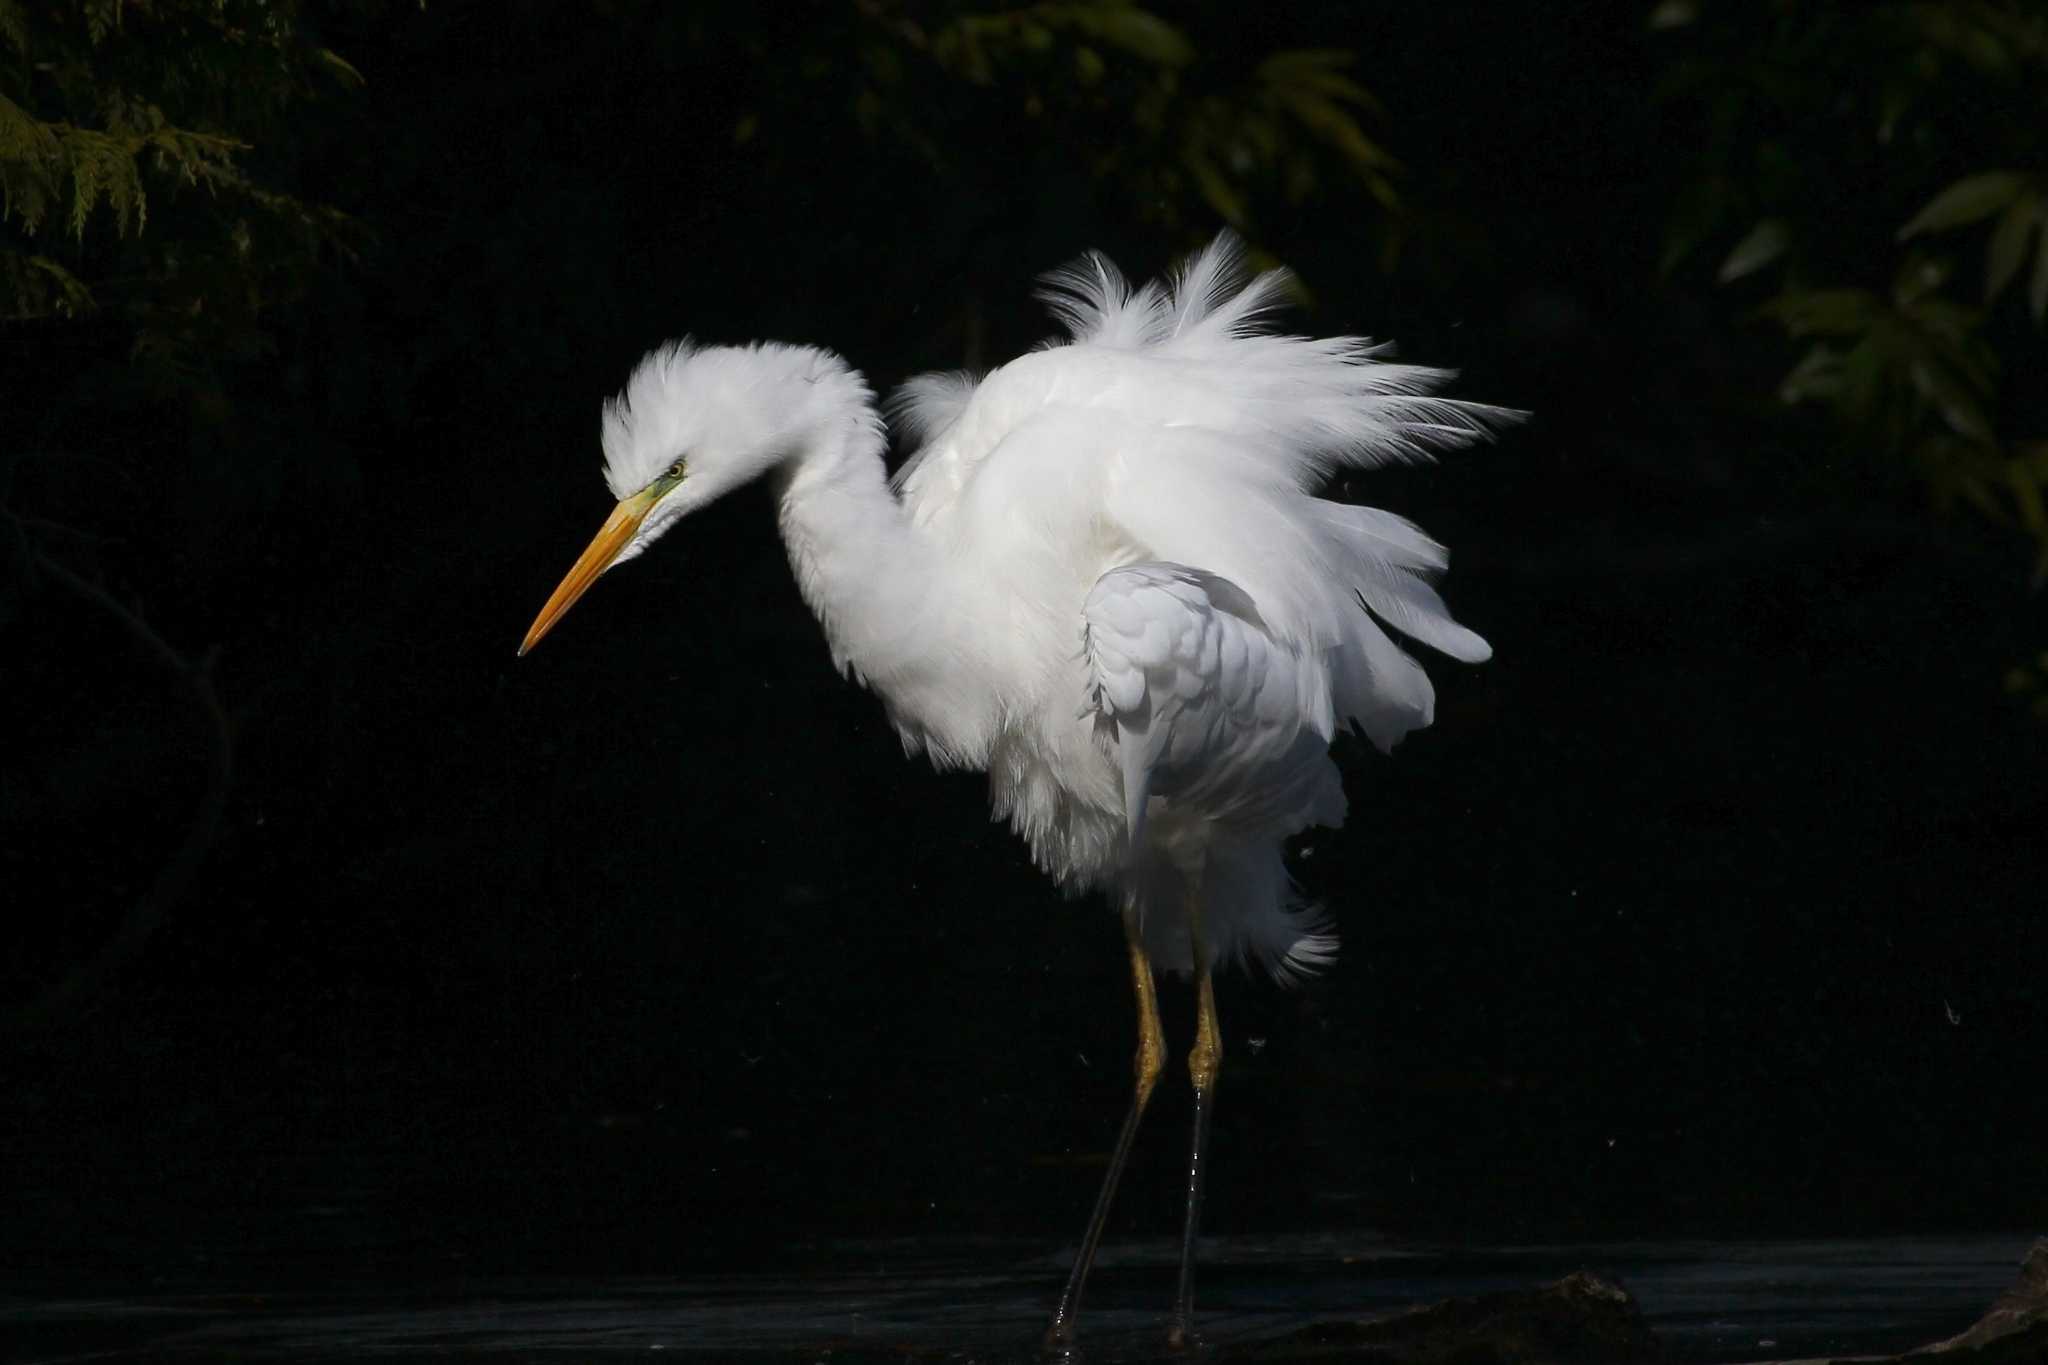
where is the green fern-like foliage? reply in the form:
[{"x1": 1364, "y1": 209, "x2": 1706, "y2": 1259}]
[
  {"x1": 0, "y1": 90, "x2": 62, "y2": 236},
  {"x1": 0, "y1": 0, "x2": 364, "y2": 362},
  {"x1": 0, "y1": 95, "x2": 245, "y2": 245}
]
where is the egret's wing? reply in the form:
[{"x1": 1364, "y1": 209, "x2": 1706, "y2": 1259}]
[
  {"x1": 1101, "y1": 465, "x2": 1481, "y2": 754},
  {"x1": 1034, "y1": 232, "x2": 1520, "y2": 486},
  {"x1": 890, "y1": 234, "x2": 1502, "y2": 753},
  {"x1": 1081, "y1": 562, "x2": 1346, "y2": 982},
  {"x1": 1081, "y1": 563, "x2": 1342, "y2": 850},
  {"x1": 888, "y1": 235, "x2": 1514, "y2": 531}
]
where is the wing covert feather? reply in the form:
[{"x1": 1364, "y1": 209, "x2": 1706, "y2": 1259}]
[{"x1": 1082, "y1": 564, "x2": 1341, "y2": 849}]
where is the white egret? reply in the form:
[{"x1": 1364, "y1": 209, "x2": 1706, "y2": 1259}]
[{"x1": 521, "y1": 235, "x2": 1511, "y2": 1350}]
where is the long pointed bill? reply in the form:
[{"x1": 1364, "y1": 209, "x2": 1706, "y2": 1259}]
[{"x1": 519, "y1": 487, "x2": 660, "y2": 656}]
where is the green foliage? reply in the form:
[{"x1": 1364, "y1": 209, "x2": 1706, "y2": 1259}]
[
  {"x1": 835, "y1": 1, "x2": 1402, "y2": 265},
  {"x1": 2004, "y1": 648, "x2": 2048, "y2": 721},
  {"x1": 1180, "y1": 49, "x2": 1399, "y2": 238},
  {"x1": 1657, "y1": 0, "x2": 2048, "y2": 591},
  {"x1": 1897, "y1": 170, "x2": 2048, "y2": 321},
  {"x1": 0, "y1": 0, "x2": 367, "y2": 378},
  {"x1": 0, "y1": 92, "x2": 247, "y2": 244},
  {"x1": 1765, "y1": 258, "x2": 1998, "y2": 448}
]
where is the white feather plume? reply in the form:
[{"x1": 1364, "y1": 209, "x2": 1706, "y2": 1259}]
[{"x1": 891, "y1": 232, "x2": 1516, "y2": 758}]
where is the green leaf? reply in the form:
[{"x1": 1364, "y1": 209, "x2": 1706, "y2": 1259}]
[
  {"x1": 1779, "y1": 344, "x2": 1844, "y2": 405},
  {"x1": 2013, "y1": 441, "x2": 2048, "y2": 479},
  {"x1": 1836, "y1": 336, "x2": 1888, "y2": 426},
  {"x1": 1053, "y1": 4, "x2": 1194, "y2": 68},
  {"x1": 1646, "y1": 1, "x2": 1697, "y2": 31},
  {"x1": 1906, "y1": 4, "x2": 2021, "y2": 77},
  {"x1": 861, "y1": 41, "x2": 902, "y2": 87},
  {"x1": 1273, "y1": 87, "x2": 1397, "y2": 174},
  {"x1": 2033, "y1": 227, "x2": 2048, "y2": 323},
  {"x1": 1954, "y1": 469, "x2": 2008, "y2": 523},
  {"x1": 0, "y1": 0, "x2": 27, "y2": 55},
  {"x1": 1893, "y1": 253, "x2": 1953, "y2": 308},
  {"x1": 1898, "y1": 171, "x2": 2030, "y2": 240},
  {"x1": 1918, "y1": 437, "x2": 2003, "y2": 520},
  {"x1": 1718, "y1": 218, "x2": 1789, "y2": 283},
  {"x1": 83, "y1": 0, "x2": 117, "y2": 45},
  {"x1": 1876, "y1": 81, "x2": 1912, "y2": 145},
  {"x1": 1986, "y1": 195, "x2": 2041, "y2": 302},
  {"x1": 851, "y1": 87, "x2": 881, "y2": 135},
  {"x1": 1182, "y1": 146, "x2": 1247, "y2": 229},
  {"x1": 1901, "y1": 289, "x2": 1984, "y2": 346},
  {"x1": 1660, "y1": 174, "x2": 1734, "y2": 276},
  {"x1": 1, "y1": 249, "x2": 94, "y2": 319},
  {"x1": 1909, "y1": 355, "x2": 1996, "y2": 443},
  {"x1": 313, "y1": 47, "x2": 365, "y2": 89},
  {"x1": 2010, "y1": 460, "x2": 2048, "y2": 535},
  {"x1": 1256, "y1": 50, "x2": 1384, "y2": 115},
  {"x1": 1763, "y1": 288, "x2": 1882, "y2": 337}
]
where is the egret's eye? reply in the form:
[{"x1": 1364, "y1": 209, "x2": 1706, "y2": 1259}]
[{"x1": 666, "y1": 459, "x2": 686, "y2": 481}]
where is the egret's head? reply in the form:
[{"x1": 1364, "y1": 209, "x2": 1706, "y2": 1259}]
[{"x1": 520, "y1": 340, "x2": 875, "y2": 655}]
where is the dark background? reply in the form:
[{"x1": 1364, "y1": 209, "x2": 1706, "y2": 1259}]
[{"x1": 3, "y1": 1, "x2": 2044, "y2": 1294}]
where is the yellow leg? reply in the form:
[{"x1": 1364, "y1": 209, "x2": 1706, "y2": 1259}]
[
  {"x1": 1044, "y1": 910, "x2": 1165, "y2": 1354},
  {"x1": 1167, "y1": 900, "x2": 1221, "y2": 1350},
  {"x1": 1132, "y1": 933, "x2": 1168, "y2": 1103}
]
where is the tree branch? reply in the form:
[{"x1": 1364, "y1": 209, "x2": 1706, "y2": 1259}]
[{"x1": 6, "y1": 546, "x2": 234, "y2": 1030}]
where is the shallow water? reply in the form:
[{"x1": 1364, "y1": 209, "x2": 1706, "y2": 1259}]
[{"x1": 5, "y1": 1233, "x2": 2032, "y2": 1363}]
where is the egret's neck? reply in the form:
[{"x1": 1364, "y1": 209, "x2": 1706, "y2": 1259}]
[{"x1": 773, "y1": 407, "x2": 991, "y2": 766}]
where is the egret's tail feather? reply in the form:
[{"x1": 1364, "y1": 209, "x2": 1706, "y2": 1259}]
[
  {"x1": 1210, "y1": 841, "x2": 1339, "y2": 986},
  {"x1": 1274, "y1": 913, "x2": 1340, "y2": 986}
]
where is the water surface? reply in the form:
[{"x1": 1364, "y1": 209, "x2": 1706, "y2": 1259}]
[{"x1": 6, "y1": 1233, "x2": 2031, "y2": 1362}]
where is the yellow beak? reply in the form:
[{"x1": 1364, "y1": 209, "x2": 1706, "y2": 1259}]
[{"x1": 519, "y1": 486, "x2": 660, "y2": 656}]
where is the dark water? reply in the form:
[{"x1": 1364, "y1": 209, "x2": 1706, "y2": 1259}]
[{"x1": 5, "y1": 1233, "x2": 2031, "y2": 1363}]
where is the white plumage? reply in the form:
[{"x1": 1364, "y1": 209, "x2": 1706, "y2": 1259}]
[
  {"x1": 521, "y1": 233, "x2": 1511, "y2": 1344},
  {"x1": 536, "y1": 233, "x2": 1510, "y2": 979}
]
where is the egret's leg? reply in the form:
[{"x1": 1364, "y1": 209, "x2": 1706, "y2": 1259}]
[
  {"x1": 1044, "y1": 912, "x2": 1165, "y2": 1354},
  {"x1": 1166, "y1": 906, "x2": 1220, "y2": 1350}
]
